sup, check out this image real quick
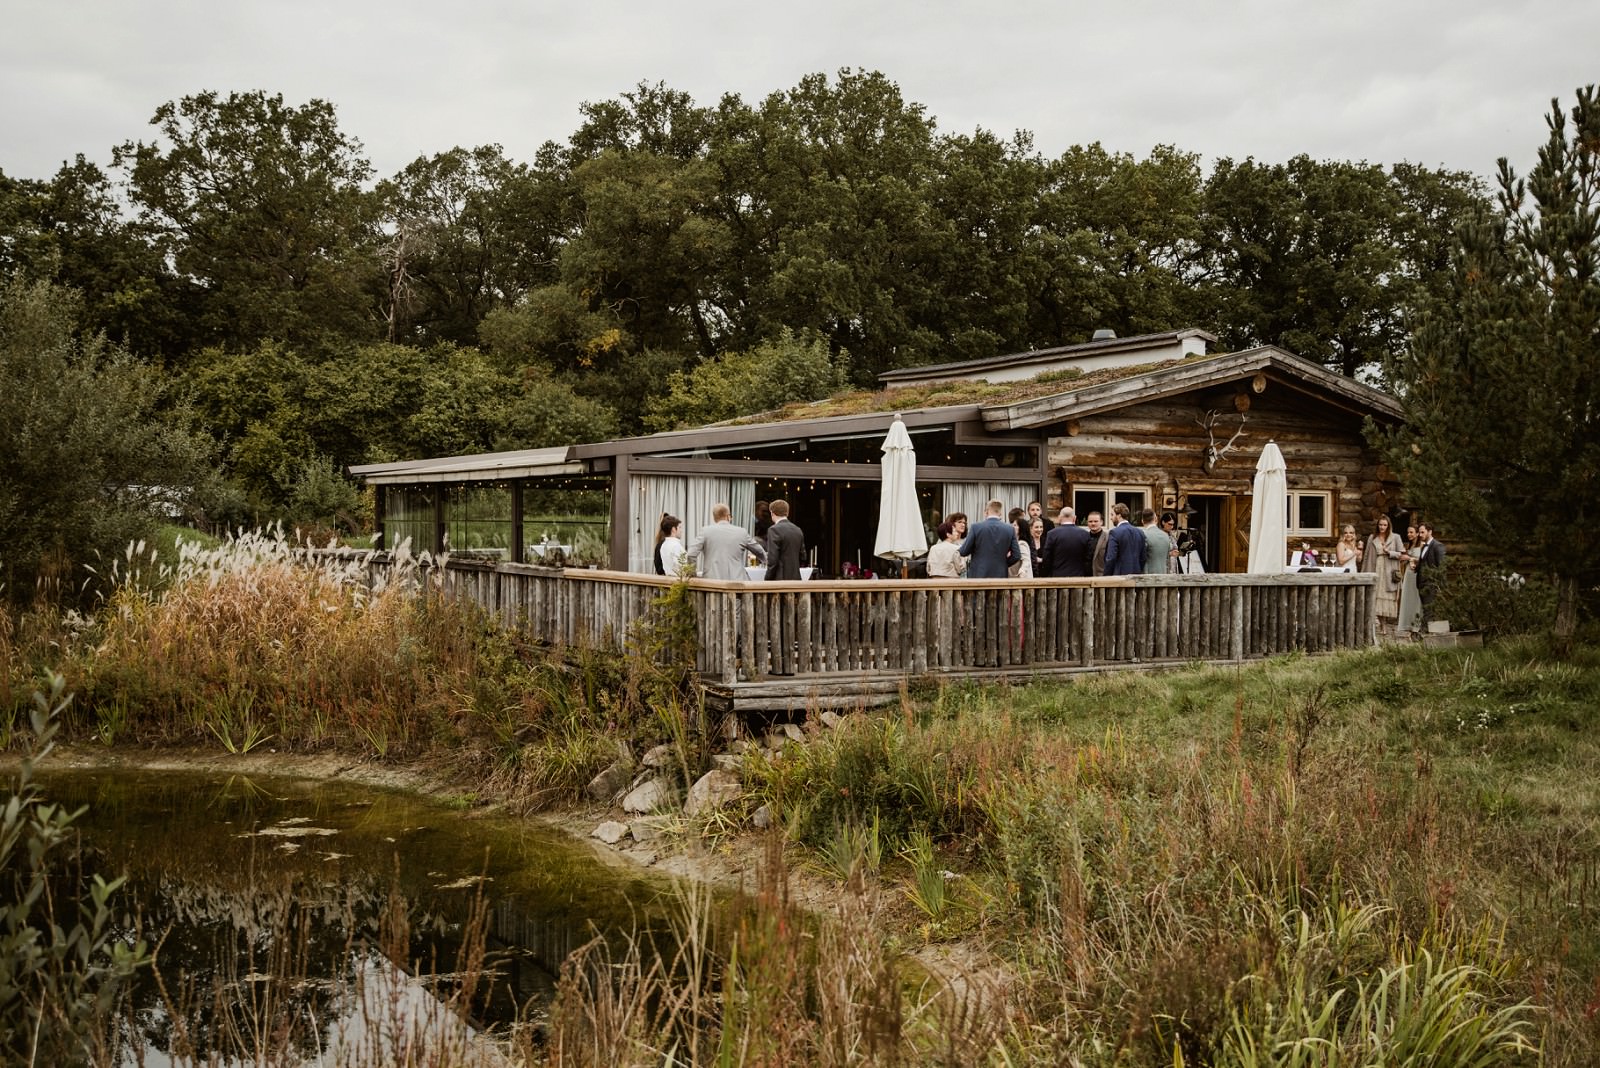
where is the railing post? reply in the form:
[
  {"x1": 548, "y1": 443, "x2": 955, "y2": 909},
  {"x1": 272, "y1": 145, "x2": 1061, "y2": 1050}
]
[
  {"x1": 798, "y1": 589, "x2": 814, "y2": 673},
  {"x1": 1365, "y1": 574, "x2": 1378, "y2": 646},
  {"x1": 721, "y1": 589, "x2": 739, "y2": 685},
  {"x1": 742, "y1": 588, "x2": 758, "y2": 678},
  {"x1": 1082, "y1": 586, "x2": 1096, "y2": 668},
  {"x1": 1231, "y1": 584, "x2": 1245, "y2": 662},
  {"x1": 911, "y1": 589, "x2": 927, "y2": 674}
]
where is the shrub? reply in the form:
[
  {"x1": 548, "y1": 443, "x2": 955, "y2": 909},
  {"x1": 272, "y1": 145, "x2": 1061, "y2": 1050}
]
[
  {"x1": 642, "y1": 328, "x2": 852, "y2": 431},
  {"x1": 1433, "y1": 563, "x2": 1558, "y2": 638},
  {"x1": 0, "y1": 279, "x2": 218, "y2": 606},
  {"x1": 1, "y1": 674, "x2": 148, "y2": 1064}
]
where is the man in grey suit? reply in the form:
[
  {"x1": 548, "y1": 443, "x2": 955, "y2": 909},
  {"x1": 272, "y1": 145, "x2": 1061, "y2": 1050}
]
[
  {"x1": 958, "y1": 499, "x2": 1022, "y2": 578},
  {"x1": 687, "y1": 502, "x2": 766, "y2": 580},
  {"x1": 764, "y1": 498, "x2": 805, "y2": 580}
]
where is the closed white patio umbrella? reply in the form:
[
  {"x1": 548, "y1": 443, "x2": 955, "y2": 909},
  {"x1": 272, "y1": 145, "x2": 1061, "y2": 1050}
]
[
  {"x1": 1247, "y1": 441, "x2": 1288, "y2": 574},
  {"x1": 875, "y1": 415, "x2": 928, "y2": 574}
]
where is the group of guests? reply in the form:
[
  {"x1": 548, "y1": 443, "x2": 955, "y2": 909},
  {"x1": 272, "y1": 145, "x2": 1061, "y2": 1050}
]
[
  {"x1": 1360, "y1": 516, "x2": 1446, "y2": 634},
  {"x1": 652, "y1": 499, "x2": 807, "y2": 581},
  {"x1": 926, "y1": 499, "x2": 1196, "y2": 579},
  {"x1": 654, "y1": 499, "x2": 1446, "y2": 639}
]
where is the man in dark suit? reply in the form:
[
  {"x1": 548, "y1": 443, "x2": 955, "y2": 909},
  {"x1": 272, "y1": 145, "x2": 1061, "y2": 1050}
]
[
  {"x1": 1416, "y1": 522, "x2": 1446, "y2": 622},
  {"x1": 1102, "y1": 503, "x2": 1146, "y2": 577},
  {"x1": 1027, "y1": 500, "x2": 1055, "y2": 537},
  {"x1": 1086, "y1": 511, "x2": 1110, "y2": 576},
  {"x1": 764, "y1": 498, "x2": 805, "y2": 580},
  {"x1": 959, "y1": 499, "x2": 1021, "y2": 578},
  {"x1": 1038, "y1": 506, "x2": 1092, "y2": 578}
]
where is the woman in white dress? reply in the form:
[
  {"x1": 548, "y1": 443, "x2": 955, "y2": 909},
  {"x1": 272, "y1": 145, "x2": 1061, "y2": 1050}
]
[
  {"x1": 1334, "y1": 525, "x2": 1361, "y2": 570},
  {"x1": 654, "y1": 513, "x2": 685, "y2": 576},
  {"x1": 1009, "y1": 534, "x2": 1035, "y2": 578},
  {"x1": 1395, "y1": 523, "x2": 1424, "y2": 636}
]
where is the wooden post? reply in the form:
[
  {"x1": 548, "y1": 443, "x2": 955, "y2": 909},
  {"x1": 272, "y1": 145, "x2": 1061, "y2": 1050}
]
[
  {"x1": 799, "y1": 590, "x2": 814, "y2": 673},
  {"x1": 1083, "y1": 586, "x2": 1096, "y2": 667},
  {"x1": 1231, "y1": 584, "x2": 1245, "y2": 661}
]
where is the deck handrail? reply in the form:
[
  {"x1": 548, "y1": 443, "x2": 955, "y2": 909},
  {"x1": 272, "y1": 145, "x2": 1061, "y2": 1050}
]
[{"x1": 332, "y1": 552, "x2": 1377, "y2": 685}]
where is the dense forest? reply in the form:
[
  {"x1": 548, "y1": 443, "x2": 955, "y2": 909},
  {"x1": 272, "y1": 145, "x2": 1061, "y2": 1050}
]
[{"x1": 2, "y1": 70, "x2": 1488, "y2": 537}]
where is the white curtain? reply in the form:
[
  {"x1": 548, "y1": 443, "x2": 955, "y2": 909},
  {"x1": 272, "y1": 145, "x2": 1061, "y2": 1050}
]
[
  {"x1": 630, "y1": 475, "x2": 757, "y2": 572},
  {"x1": 940, "y1": 481, "x2": 1036, "y2": 524}
]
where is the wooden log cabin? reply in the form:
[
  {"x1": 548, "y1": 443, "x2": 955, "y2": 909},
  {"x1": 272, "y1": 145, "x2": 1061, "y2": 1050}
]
[{"x1": 351, "y1": 328, "x2": 1405, "y2": 576}]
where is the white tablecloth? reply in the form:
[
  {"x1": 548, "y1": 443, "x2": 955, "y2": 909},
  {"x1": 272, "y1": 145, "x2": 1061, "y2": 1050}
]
[{"x1": 745, "y1": 566, "x2": 815, "y2": 581}]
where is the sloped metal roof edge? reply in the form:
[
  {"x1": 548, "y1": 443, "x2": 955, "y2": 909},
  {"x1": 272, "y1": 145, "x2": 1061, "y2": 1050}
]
[
  {"x1": 979, "y1": 347, "x2": 1402, "y2": 430},
  {"x1": 349, "y1": 445, "x2": 581, "y2": 484},
  {"x1": 878, "y1": 327, "x2": 1218, "y2": 383},
  {"x1": 569, "y1": 403, "x2": 986, "y2": 459}
]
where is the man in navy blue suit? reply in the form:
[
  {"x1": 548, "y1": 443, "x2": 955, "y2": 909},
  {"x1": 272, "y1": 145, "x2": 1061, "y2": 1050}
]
[
  {"x1": 958, "y1": 499, "x2": 1021, "y2": 578},
  {"x1": 1102, "y1": 503, "x2": 1146, "y2": 577},
  {"x1": 1038, "y1": 506, "x2": 1093, "y2": 578}
]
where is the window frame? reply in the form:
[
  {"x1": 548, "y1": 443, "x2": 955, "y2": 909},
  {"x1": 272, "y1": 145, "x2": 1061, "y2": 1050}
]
[
  {"x1": 1285, "y1": 491, "x2": 1332, "y2": 538},
  {"x1": 1070, "y1": 484, "x2": 1150, "y2": 522}
]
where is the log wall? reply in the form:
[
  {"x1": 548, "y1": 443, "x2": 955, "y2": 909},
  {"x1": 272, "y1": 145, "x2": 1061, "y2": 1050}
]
[{"x1": 1048, "y1": 390, "x2": 1398, "y2": 563}]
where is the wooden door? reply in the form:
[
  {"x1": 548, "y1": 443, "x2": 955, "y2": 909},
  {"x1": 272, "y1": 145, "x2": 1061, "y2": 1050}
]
[{"x1": 1187, "y1": 493, "x2": 1246, "y2": 573}]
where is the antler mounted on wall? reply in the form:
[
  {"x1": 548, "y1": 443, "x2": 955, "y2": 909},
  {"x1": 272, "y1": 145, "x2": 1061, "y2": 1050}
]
[{"x1": 1196, "y1": 410, "x2": 1248, "y2": 475}]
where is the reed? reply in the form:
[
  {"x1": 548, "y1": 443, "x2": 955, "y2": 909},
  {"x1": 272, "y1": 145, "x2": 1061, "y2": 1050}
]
[
  {"x1": 1, "y1": 532, "x2": 675, "y2": 792},
  {"x1": 542, "y1": 835, "x2": 1005, "y2": 1067}
]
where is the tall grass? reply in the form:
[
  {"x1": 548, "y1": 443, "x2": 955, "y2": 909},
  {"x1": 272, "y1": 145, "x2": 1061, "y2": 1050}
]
[
  {"x1": 49, "y1": 531, "x2": 478, "y2": 755},
  {"x1": 0, "y1": 531, "x2": 690, "y2": 805},
  {"x1": 145, "y1": 881, "x2": 517, "y2": 1067},
  {"x1": 736, "y1": 639, "x2": 1598, "y2": 1064},
  {"x1": 544, "y1": 836, "x2": 1003, "y2": 1067}
]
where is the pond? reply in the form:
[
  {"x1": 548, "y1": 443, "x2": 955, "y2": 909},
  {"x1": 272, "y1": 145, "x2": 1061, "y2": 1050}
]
[{"x1": 35, "y1": 767, "x2": 683, "y2": 1065}]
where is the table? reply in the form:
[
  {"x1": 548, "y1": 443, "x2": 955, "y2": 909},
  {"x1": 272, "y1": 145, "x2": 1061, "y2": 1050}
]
[{"x1": 745, "y1": 566, "x2": 815, "y2": 581}]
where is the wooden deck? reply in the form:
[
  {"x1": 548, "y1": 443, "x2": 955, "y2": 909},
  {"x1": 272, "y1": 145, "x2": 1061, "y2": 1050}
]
[{"x1": 364, "y1": 556, "x2": 1377, "y2": 714}]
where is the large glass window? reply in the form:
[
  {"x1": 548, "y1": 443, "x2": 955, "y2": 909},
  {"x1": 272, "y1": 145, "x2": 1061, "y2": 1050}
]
[
  {"x1": 382, "y1": 486, "x2": 435, "y2": 556},
  {"x1": 523, "y1": 482, "x2": 611, "y2": 566},
  {"x1": 444, "y1": 484, "x2": 514, "y2": 558}
]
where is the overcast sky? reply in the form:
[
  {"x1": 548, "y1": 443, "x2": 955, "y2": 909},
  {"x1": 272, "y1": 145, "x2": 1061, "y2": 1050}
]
[{"x1": 4, "y1": 0, "x2": 1596, "y2": 185}]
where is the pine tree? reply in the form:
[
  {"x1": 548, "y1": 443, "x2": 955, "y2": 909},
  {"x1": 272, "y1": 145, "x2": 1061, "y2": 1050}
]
[{"x1": 1381, "y1": 86, "x2": 1600, "y2": 636}]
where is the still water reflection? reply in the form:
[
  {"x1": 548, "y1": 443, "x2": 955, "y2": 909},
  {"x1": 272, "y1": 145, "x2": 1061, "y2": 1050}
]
[{"x1": 39, "y1": 768, "x2": 679, "y2": 1063}]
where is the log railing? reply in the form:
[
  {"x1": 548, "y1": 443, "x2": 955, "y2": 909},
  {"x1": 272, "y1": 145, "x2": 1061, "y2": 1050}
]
[{"x1": 352, "y1": 555, "x2": 1376, "y2": 684}]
